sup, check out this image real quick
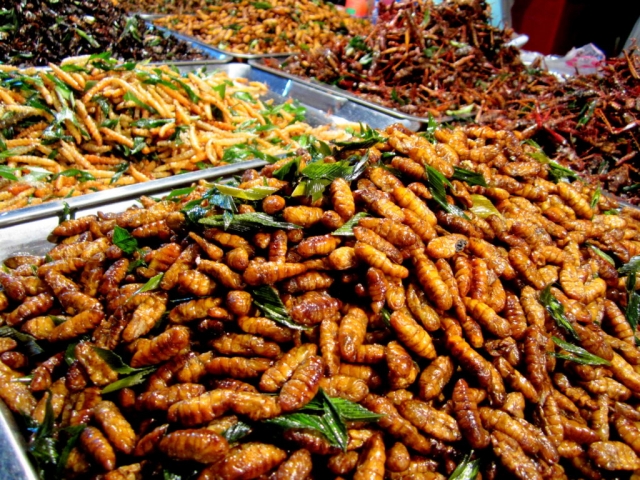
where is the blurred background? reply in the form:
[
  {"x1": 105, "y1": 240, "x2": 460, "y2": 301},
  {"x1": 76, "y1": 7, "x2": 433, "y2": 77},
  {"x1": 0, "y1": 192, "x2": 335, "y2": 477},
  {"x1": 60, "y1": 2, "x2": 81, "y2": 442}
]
[{"x1": 510, "y1": 0, "x2": 640, "y2": 56}]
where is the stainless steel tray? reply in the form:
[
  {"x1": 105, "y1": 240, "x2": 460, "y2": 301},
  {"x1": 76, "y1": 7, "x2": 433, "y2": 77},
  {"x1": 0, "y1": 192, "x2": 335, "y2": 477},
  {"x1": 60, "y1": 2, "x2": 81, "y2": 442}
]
[
  {"x1": 0, "y1": 62, "x2": 415, "y2": 226},
  {"x1": 150, "y1": 22, "x2": 294, "y2": 60},
  {"x1": 0, "y1": 160, "x2": 276, "y2": 480},
  {"x1": 249, "y1": 57, "x2": 475, "y2": 126},
  {"x1": 147, "y1": 22, "x2": 233, "y2": 62}
]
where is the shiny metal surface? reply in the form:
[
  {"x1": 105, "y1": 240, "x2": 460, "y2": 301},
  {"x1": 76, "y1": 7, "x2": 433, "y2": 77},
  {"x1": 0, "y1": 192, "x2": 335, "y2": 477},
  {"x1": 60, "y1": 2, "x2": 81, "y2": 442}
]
[
  {"x1": 249, "y1": 57, "x2": 474, "y2": 126},
  {"x1": 0, "y1": 159, "x2": 266, "y2": 230},
  {"x1": 144, "y1": 20, "x2": 233, "y2": 61},
  {"x1": 0, "y1": 402, "x2": 38, "y2": 480}
]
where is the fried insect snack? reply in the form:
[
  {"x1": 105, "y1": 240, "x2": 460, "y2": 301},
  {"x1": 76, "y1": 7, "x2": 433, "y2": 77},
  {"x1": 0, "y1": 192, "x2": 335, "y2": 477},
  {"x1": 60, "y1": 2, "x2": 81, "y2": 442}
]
[
  {"x1": 154, "y1": 0, "x2": 369, "y2": 55},
  {"x1": 0, "y1": 59, "x2": 350, "y2": 213},
  {"x1": 4, "y1": 124, "x2": 640, "y2": 479}
]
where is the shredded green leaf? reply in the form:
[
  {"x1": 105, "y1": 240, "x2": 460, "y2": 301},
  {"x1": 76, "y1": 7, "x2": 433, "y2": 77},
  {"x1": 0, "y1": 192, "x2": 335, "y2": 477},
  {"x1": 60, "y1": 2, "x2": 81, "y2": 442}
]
[
  {"x1": 214, "y1": 183, "x2": 279, "y2": 200},
  {"x1": 469, "y1": 194, "x2": 501, "y2": 219},
  {"x1": 101, "y1": 367, "x2": 157, "y2": 394},
  {"x1": 222, "y1": 421, "x2": 252, "y2": 443},
  {"x1": 0, "y1": 326, "x2": 43, "y2": 356},
  {"x1": 587, "y1": 243, "x2": 615, "y2": 266},
  {"x1": 619, "y1": 256, "x2": 640, "y2": 276},
  {"x1": 199, "y1": 212, "x2": 301, "y2": 232},
  {"x1": 332, "y1": 212, "x2": 368, "y2": 236},
  {"x1": 590, "y1": 186, "x2": 601, "y2": 209},
  {"x1": 264, "y1": 390, "x2": 381, "y2": 451},
  {"x1": 551, "y1": 336, "x2": 611, "y2": 366},
  {"x1": 112, "y1": 226, "x2": 138, "y2": 255},
  {"x1": 449, "y1": 451, "x2": 480, "y2": 480},
  {"x1": 251, "y1": 285, "x2": 310, "y2": 330},
  {"x1": 539, "y1": 285, "x2": 579, "y2": 340},
  {"x1": 452, "y1": 167, "x2": 487, "y2": 187}
]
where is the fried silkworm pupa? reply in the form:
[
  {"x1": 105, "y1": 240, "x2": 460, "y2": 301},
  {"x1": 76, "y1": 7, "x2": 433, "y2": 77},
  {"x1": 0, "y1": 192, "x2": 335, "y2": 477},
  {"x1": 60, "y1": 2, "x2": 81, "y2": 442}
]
[
  {"x1": 158, "y1": 429, "x2": 229, "y2": 463},
  {"x1": 199, "y1": 442, "x2": 287, "y2": 480}
]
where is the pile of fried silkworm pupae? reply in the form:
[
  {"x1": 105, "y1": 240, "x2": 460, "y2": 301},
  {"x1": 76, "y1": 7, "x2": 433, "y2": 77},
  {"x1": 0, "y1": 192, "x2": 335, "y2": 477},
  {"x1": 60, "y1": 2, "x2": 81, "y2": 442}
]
[{"x1": 3, "y1": 123, "x2": 640, "y2": 480}]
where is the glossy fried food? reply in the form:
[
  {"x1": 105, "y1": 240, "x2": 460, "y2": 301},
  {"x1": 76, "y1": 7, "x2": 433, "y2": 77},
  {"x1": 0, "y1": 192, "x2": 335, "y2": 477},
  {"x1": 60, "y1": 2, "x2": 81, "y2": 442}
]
[
  {"x1": 153, "y1": 0, "x2": 369, "y2": 55},
  {"x1": 3, "y1": 124, "x2": 640, "y2": 479}
]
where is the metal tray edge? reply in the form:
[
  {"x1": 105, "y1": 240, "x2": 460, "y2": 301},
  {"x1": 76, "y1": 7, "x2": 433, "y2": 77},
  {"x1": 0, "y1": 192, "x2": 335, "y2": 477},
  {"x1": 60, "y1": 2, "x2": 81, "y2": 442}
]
[
  {"x1": 145, "y1": 22, "x2": 233, "y2": 62},
  {"x1": 0, "y1": 160, "x2": 267, "y2": 228},
  {"x1": 249, "y1": 57, "x2": 475, "y2": 125},
  {"x1": 0, "y1": 401, "x2": 39, "y2": 480},
  {"x1": 148, "y1": 22, "x2": 307, "y2": 60}
]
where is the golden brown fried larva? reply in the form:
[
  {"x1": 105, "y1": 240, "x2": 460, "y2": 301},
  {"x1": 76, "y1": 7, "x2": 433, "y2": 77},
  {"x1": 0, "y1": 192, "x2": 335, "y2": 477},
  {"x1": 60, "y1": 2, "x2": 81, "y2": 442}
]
[
  {"x1": 280, "y1": 271, "x2": 334, "y2": 293},
  {"x1": 80, "y1": 426, "x2": 116, "y2": 472},
  {"x1": 588, "y1": 441, "x2": 640, "y2": 470},
  {"x1": 452, "y1": 378, "x2": 491, "y2": 449},
  {"x1": 418, "y1": 355, "x2": 454, "y2": 402},
  {"x1": 260, "y1": 344, "x2": 317, "y2": 392},
  {"x1": 358, "y1": 188, "x2": 405, "y2": 223},
  {"x1": 426, "y1": 234, "x2": 468, "y2": 259},
  {"x1": 243, "y1": 261, "x2": 308, "y2": 286},
  {"x1": 211, "y1": 333, "x2": 281, "y2": 359},
  {"x1": 330, "y1": 178, "x2": 355, "y2": 221},
  {"x1": 136, "y1": 383, "x2": 206, "y2": 411},
  {"x1": 74, "y1": 341, "x2": 118, "y2": 387},
  {"x1": 490, "y1": 430, "x2": 543, "y2": 480},
  {"x1": 93, "y1": 400, "x2": 136, "y2": 454},
  {"x1": 237, "y1": 315, "x2": 292, "y2": 343},
  {"x1": 279, "y1": 355, "x2": 323, "y2": 412},
  {"x1": 291, "y1": 291, "x2": 340, "y2": 326},
  {"x1": 168, "y1": 389, "x2": 233, "y2": 426},
  {"x1": 48, "y1": 308, "x2": 104, "y2": 342},
  {"x1": 228, "y1": 391, "x2": 282, "y2": 421},
  {"x1": 445, "y1": 329, "x2": 505, "y2": 406},
  {"x1": 6, "y1": 292, "x2": 55, "y2": 327},
  {"x1": 354, "y1": 226, "x2": 403, "y2": 265},
  {"x1": 386, "y1": 341, "x2": 419, "y2": 390},
  {"x1": 198, "y1": 259, "x2": 245, "y2": 289},
  {"x1": 158, "y1": 429, "x2": 229, "y2": 464},
  {"x1": 226, "y1": 290, "x2": 253, "y2": 317},
  {"x1": 169, "y1": 297, "x2": 221, "y2": 323},
  {"x1": 283, "y1": 206, "x2": 324, "y2": 228},
  {"x1": 358, "y1": 217, "x2": 418, "y2": 248},
  {"x1": 412, "y1": 252, "x2": 452, "y2": 311},
  {"x1": 328, "y1": 246, "x2": 358, "y2": 271},
  {"x1": 390, "y1": 309, "x2": 436, "y2": 360},
  {"x1": 272, "y1": 448, "x2": 313, "y2": 480},
  {"x1": 385, "y1": 442, "x2": 411, "y2": 473},
  {"x1": 130, "y1": 326, "x2": 190, "y2": 368},
  {"x1": 353, "y1": 432, "x2": 385, "y2": 480},
  {"x1": 399, "y1": 399, "x2": 461, "y2": 442},
  {"x1": 557, "y1": 182, "x2": 594, "y2": 220},
  {"x1": 199, "y1": 442, "x2": 287, "y2": 480},
  {"x1": 405, "y1": 282, "x2": 440, "y2": 332},
  {"x1": 320, "y1": 375, "x2": 369, "y2": 403},
  {"x1": 122, "y1": 292, "x2": 167, "y2": 342},
  {"x1": 262, "y1": 195, "x2": 286, "y2": 215},
  {"x1": 355, "y1": 242, "x2": 409, "y2": 279},
  {"x1": 339, "y1": 307, "x2": 368, "y2": 362},
  {"x1": 463, "y1": 297, "x2": 512, "y2": 338},
  {"x1": 297, "y1": 234, "x2": 341, "y2": 258},
  {"x1": 361, "y1": 394, "x2": 437, "y2": 456}
]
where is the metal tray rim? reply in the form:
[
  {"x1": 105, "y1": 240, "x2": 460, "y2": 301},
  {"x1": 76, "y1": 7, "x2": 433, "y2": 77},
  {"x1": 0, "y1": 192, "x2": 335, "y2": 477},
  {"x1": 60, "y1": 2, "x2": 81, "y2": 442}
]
[
  {"x1": 149, "y1": 21, "x2": 316, "y2": 60},
  {"x1": 0, "y1": 160, "x2": 267, "y2": 229},
  {"x1": 146, "y1": 22, "x2": 234, "y2": 62},
  {"x1": 249, "y1": 57, "x2": 474, "y2": 125}
]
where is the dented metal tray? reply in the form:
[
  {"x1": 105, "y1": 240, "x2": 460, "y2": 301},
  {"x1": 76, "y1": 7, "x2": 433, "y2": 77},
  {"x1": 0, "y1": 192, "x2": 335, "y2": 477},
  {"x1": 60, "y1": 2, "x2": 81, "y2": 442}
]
[
  {"x1": 249, "y1": 57, "x2": 475, "y2": 126},
  {"x1": 0, "y1": 61, "x2": 415, "y2": 228}
]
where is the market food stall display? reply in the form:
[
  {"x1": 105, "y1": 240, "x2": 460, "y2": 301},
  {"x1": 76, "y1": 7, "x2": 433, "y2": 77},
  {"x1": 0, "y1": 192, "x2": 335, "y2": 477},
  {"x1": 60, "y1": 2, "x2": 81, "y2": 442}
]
[{"x1": 1, "y1": 1, "x2": 640, "y2": 479}]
